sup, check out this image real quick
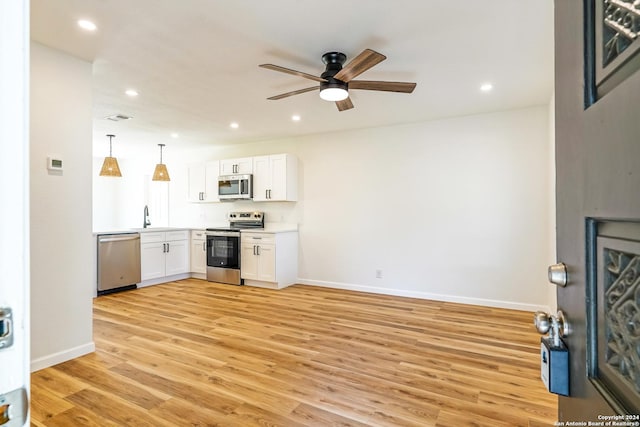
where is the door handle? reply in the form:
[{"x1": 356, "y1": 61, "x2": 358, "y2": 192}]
[
  {"x1": 548, "y1": 263, "x2": 568, "y2": 287},
  {"x1": 534, "y1": 310, "x2": 570, "y2": 347},
  {"x1": 0, "y1": 387, "x2": 28, "y2": 426},
  {"x1": 0, "y1": 308, "x2": 13, "y2": 350}
]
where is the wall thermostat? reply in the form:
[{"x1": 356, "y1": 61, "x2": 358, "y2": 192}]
[{"x1": 47, "y1": 156, "x2": 63, "y2": 171}]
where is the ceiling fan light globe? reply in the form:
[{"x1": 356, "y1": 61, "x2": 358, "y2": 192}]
[{"x1": 320, "y1": 87, "x2": 348, "y2": 101}]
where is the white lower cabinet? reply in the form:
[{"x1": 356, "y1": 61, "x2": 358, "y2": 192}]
[
  {"x1": 241, "y1": 240, "x2": 276, "y2": 282},
  {"x1": 140, "y1": 230, "x2": 190, "y2": 282},
  {"x1": 241, "y1": 231, "x2": 297, "y2": 289},
  {"x1": 190, "y1": 230, "x2": 207, "y2": 276}
]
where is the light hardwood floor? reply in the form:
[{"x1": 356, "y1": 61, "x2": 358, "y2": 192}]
[{"x1": 30, "y1": 279, "x2": 557, "y2": 426}]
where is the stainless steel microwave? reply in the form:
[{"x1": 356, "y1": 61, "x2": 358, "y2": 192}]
[{"x1": 218, "y1": 174, "x2": 252, "y2": 200}]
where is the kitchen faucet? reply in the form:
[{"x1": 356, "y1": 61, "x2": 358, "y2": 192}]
[{"x1": 143, "y1": 205, "x2": 151, "y2": 228}]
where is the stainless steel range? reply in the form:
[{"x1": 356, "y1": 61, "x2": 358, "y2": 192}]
[{"x1": 205, "y1": 211, "x2": 264, "y2": 285}]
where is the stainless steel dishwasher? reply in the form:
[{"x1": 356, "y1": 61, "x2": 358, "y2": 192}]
[{"x1": 97, "y1": 233, "x2": 141, "y2": 295}]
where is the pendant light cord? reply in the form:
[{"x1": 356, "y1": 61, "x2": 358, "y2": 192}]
[
  {"x1": 107, "y1": 134, "x2": 115, "y2": 157},
  {"x1": 158, "y1": 143, "x2": 165, "y2": 164}
]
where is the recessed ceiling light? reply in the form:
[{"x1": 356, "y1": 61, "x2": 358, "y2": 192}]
[
  {"x1": 170, "y1": 133, "x2": 179, "y2": 138},
  {"x1": 230, "y1": 122, "x2": 239, "y2": 129},
  {"x1": 292, "y1": 115, "x2": 301, "y2": 122},
  {"x1": 77, "y1": 19, "x2": 97, "y2": 31},
  {"x1": 480, "y1": 83, "x2": 493, "y2": 92},
  {"x1": 125, "y1": 89, "x2": 139, "y2": 97}
]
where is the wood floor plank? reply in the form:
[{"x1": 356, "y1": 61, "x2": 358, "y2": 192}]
[{"x1": 30, "y1": 279, "x2": 558, "y2": 425}]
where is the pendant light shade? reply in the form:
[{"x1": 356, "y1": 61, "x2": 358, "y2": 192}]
[
  {"x1": 99, "y1": 134, "x2": 122, "y2": 177},
  {"x1": 152, "y1": 143, "x2": 170, "y2": 181}
]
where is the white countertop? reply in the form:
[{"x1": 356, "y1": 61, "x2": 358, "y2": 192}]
[
  {"x1": 242, "y1": 224, "x2": 298, "y2": 233},
  {"x1": 93, "y1": 224, "x2": 297, "y2": 235},
  {"x1": 93, "y1": 227, "x2": 191, "y2": 236}
]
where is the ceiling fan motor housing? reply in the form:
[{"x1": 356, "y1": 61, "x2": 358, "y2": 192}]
[{"x1": 321, "y1": 52, "x2": 348, "y2": 91}]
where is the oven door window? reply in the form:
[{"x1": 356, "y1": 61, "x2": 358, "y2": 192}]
[
  {"x1": 207, "y1": 236, "x2": 239, "y2": 268},
  {"x1": 218, "y1": 179, "x2": 239, "y2": 197}
]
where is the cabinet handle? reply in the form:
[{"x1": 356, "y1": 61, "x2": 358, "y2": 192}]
[
  {"x1": 268, "y1": 189, "x2": 272, "y2": 199},
  {"x1": 166, "y1": 243, "x2": 170, "y2": 253},
  {"x1": 256, "y1": 245, "x2": 260, "y2": 256},
  {"x1": 265, "y1": 189, "x2": 268, "y2": 199},
  {"x1": 202, "y1": 242, "x2": 206, "y2": 252}
]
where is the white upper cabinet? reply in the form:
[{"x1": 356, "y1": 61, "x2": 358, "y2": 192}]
[
  {"x1": 220, "y1": 157, "x2": 253, "y2": 175},
  {"x1": 187, "y1": 161, "x2": 219, "y2": 203},
  {"x1": 252, "y1": 154, "x2": 298, "y2": 202}
]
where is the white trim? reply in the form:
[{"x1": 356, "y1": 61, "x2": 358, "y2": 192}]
[
  {"x1": 30, "y1": 342, "x2": 95, "y2": 372},
  {"x1": 137, "y1": 273, "x2": 191, "y2": 288},
  {"x1": 297, "y1": 278, "x2": 551, "y2": 313}
]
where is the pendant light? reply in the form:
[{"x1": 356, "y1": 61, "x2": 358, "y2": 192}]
[
  {"x1": 99, "y1": 134, "x2": 122, "y2": 177},
  {"x1": 152, "y1": 143, "x2": 170, "y2": 181}
]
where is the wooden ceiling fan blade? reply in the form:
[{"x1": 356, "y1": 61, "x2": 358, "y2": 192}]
[
  {"x1": 335, "y1": 97, "x2": 354, "y2": 111},
  {"x1": 349, "y1": 80, "x2": 417, "y2": 93},
  {"x1": 259, "y1": 64, "x2": 326, "y2": 83},
  {"x1": 333, "y1": 49, "x2": 386, "y2": 82},
  {"x1": 267, "y1": 86, "x2": 318, "y2": 100}
]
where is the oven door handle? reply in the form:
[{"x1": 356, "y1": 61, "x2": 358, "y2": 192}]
[{"x1": 206, "y1": 231, "x2": 241, "y2": 238}]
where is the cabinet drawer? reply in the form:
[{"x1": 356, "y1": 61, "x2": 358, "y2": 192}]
[
  {"x1": 140, "y1": 232, "x2": 165, "y2": 244},
  {"x1": 242, "y1": 232, "x2": 275, "y2": 245},
  {"x1": 166, "y1": 230, "x2": 189, "y2": 241},
  {"x1": 191, "y1": 230, "x2": 206, "y2": 240}
]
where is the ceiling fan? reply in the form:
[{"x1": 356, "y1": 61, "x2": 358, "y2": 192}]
[{"x1": 259, "y1": 49, "x2": 417, "y2": 111}]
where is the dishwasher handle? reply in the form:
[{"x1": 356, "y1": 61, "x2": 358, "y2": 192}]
[{"x1": 99, "y1": 234, "x2": 140, "y2": 243}]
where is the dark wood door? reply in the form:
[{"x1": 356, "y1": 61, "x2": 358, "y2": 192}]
[{"x1": 556, "y1": 0, "x2": 640, "y2": 421}]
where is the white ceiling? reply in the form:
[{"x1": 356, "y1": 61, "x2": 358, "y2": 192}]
[{"x1": 30, "y1": 0, "x2": 554, "y2": 156}]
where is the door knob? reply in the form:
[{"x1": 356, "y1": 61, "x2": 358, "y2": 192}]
[
  {"x1": 534, "y1": 309, "x2": 570, "y2": 347},
  {"x1": 548, "y1": 263, "x2": 568, "y2": 287}
]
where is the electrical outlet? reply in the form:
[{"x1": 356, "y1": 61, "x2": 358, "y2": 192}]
[{"x1": 375, "y1": 269, "x2": 383, "y2": 279}]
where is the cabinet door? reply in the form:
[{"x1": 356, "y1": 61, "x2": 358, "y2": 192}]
[
  {"x1": 165, "y1": 239, "x2": 189, "y2": 276},
  {"x1": 190, "y1": 239, "x2": 206, "y2": 274},
  {"x1": 219, "y1": 159, "x2": 235, "y2": 175},
  {"x1": 268, "y1": 154, "x2": 287, "y2": 201},
  {"x1": 256, "y1": 244, "x2": 276, "y2": 282},
  {"x1": 187, "y1": 164, "x2": 206, "y2": 202},
  {"x1": 204, "y1": 161, "x2": 220, "y2": 202},
  {"x1": 235, "y1": 157, "x2": 253, "y2": 174},
  {"x1": 220, "y1": 157, "x2": 253, "y2": 175},
  {"x1": 240, "y1": 243, "x2": 259, "y2": 280},
  {"x1": 252, "y1": 155, "x2": 270, "y2": 201},
  {"x1": 141, "y1": 242, "x2": 165, "y2": 280}
]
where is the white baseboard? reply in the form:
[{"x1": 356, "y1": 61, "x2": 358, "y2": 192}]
[
  {"x1": 31, "y1": 341, "x2": 95, "y2": 372},
  {"x1": 138, "y1": 273, "x2": 191, "y2": 288},
  {"x1": 296, "y1": 278, "x2": 551, "y2": 312}
]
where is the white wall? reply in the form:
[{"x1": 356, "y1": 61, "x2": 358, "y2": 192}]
[
  {"x1": 93, "y1": 154, "x2": 170, "y2": 231},
  {"x1": 30, "y1": 43, "x2": 94, "y2": 370},
  {"x1": 95, "y1": 106, "x2": 553, "y2": 311}
]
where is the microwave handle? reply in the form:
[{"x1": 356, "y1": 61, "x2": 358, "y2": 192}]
[{"x1": 241, "y1": 179, "x2": 246, "y2": 195}]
